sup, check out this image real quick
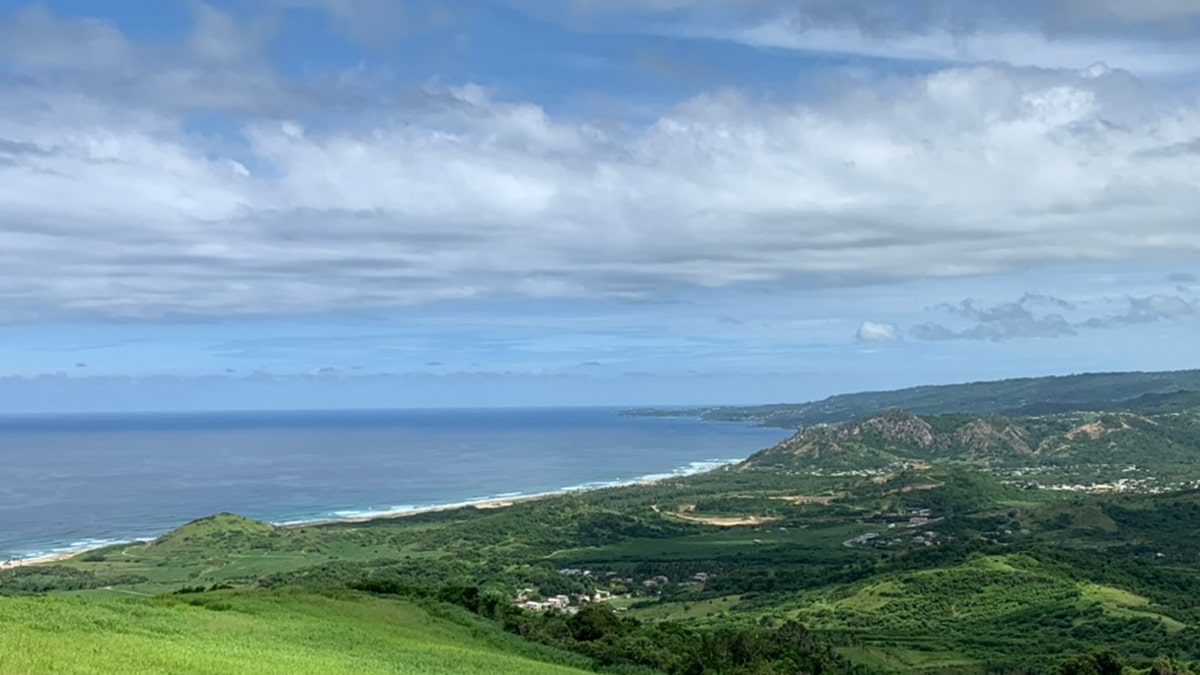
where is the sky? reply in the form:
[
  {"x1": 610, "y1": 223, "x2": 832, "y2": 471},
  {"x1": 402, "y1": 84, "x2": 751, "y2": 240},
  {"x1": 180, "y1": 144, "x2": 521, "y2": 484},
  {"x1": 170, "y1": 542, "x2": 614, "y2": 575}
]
[{"x1": 0, "y1": 0, "x2": 1199, "y2": 412}]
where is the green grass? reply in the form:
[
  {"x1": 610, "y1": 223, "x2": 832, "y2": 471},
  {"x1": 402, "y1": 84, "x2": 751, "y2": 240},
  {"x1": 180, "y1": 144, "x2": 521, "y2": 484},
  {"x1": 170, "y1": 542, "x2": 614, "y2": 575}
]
[
  {"x1": 51, "y1": 514, "x2": 442, "y2": 594},
  {"x1": 835, "y1": 646, "x2": 981, "y2": 673},
  {"x1": 0, "y1": 589, "x2": 589, "y2": 675},
  {"x1": 1079, "y1": 584, "x2": 1187, "y2": 633},
  {"x1": 547, "y1": 522, "x2": 871, "y2": 565},
  {"x1": 633, "y1": 594, "x2": 744, "y2": 620},
  {"x1": 782, "y1": 553, "x2": 1194, "y2": 671}
]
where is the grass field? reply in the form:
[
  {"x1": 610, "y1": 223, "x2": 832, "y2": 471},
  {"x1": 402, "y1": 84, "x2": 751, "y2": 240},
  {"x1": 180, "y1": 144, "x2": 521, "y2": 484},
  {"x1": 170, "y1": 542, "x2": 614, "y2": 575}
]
[
  {"x1": 49, "y1": 514, "x2": 444, "y2": 595},
  {"x1": 0, "y1": 589, "x2": 589, "y2": 675}
]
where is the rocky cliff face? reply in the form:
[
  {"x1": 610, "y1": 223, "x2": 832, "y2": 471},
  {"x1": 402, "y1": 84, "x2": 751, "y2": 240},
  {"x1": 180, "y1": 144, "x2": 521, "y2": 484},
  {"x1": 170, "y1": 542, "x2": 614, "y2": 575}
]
[
  {"x1": 743, "y1": 406, "x2": 1198, "y2": 472},
  {"x1": 942, "y1": 419, "x2": 1033, "y2": 457},
  {"x1": 849, "y1": 412, "x2": 937, "y2": 449},
  {"x1": 745, "y1": 410, "x2": 1034, "y2": 469}
]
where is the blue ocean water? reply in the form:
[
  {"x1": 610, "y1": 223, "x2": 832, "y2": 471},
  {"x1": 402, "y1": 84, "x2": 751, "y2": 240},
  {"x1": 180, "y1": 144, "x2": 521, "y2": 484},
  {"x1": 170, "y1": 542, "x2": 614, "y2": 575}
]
[{"x1": 0, "y1": 408, "x2": 787, "y2": 563}]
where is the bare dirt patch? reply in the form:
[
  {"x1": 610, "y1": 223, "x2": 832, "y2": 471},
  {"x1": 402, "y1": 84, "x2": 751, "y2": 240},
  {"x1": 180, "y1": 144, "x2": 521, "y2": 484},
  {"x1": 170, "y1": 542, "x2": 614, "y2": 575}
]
[
  {"x1": 671, "y1": 505, "x2": 779, "y2": 528},
  {"x1": 773, "y1": 495, "x2": 837, "y2": 505}
]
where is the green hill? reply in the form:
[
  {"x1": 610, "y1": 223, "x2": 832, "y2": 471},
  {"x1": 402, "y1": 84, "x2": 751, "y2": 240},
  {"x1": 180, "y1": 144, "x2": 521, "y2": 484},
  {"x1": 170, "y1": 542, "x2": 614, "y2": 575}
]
[
  {"x1": 742, "y1": 407, "x2": 1200, "y2": 476},
  {"x1": 0, "y1": 589, "x2": 590, "y2": 675},
  {"x1": 790, "y1": 553, "x2": 1192, "y2": 669},
  {"x1": 151, "y1": 513, "x2": 279, "y2": 549},
  {"x1": 629, "y1": 369, "x2": 1200, "y2": 428}
]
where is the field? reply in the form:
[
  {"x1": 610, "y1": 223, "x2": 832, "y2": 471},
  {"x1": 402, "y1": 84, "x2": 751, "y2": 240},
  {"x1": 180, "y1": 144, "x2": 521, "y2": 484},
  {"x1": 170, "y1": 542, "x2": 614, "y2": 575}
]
[{"x1": 0, "y1": 589, "x2": 589, "y2": 675}]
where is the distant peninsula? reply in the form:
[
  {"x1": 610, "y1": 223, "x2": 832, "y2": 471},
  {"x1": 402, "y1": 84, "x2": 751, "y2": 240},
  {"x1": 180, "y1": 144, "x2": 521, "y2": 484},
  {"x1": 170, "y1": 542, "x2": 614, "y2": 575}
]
[{"x1": 623, "y1": 368, "x2": 1200, "y2": 429}]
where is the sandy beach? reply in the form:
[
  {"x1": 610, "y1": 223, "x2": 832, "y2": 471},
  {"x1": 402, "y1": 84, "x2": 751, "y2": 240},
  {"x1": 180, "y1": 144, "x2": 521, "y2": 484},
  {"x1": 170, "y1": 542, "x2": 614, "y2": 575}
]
[
  {"x1": 283, "y1": 493, "x2": 549, "y2": 528},
  {"x1": 1, "y1": 551, "x2": 78, "y2": 570}
]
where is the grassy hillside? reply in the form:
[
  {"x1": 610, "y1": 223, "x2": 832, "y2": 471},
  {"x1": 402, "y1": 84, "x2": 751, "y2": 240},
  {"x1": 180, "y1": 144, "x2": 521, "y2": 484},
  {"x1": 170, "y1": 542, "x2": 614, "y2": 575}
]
[
  {"x1": 787, "y1": 554, "x2": 1193, "y2": 668},
  {"x1": 0, "y1": 589, "x2": 590, "y2": 675}
]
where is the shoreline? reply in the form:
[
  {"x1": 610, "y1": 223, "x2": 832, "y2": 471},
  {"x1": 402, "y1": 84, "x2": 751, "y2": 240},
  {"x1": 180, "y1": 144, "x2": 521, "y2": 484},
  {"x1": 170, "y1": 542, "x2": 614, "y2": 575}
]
[
  {"x1": 282, "y1": 492, "x2": 550, "y2": 528},
  {"x1": 280, "y1": 459, "x2": 739, "y2": 527},
  {"x1": 0, "y1": 551, "x2": 79, "y2": 571},
  {"x1": 2, "y1": 457, "x2": 744, "y2": 570}
]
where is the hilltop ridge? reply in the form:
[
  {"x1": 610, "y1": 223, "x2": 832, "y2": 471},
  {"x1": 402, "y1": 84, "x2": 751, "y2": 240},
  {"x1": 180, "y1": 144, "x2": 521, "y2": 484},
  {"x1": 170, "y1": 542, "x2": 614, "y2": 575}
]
[
  {"x1": 743, "y1": 406, "x2": 1200, "y2": 480},
  {"x1": 626, "y1": 369, "x2": 1200, "y2": 428}
]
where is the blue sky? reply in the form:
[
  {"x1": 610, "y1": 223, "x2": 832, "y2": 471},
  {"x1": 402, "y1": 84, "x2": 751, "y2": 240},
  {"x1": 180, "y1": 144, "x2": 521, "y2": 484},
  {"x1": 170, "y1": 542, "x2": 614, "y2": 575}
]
[{"x1": 0, "y1": 0, "x2": 1199, "y2": 411}]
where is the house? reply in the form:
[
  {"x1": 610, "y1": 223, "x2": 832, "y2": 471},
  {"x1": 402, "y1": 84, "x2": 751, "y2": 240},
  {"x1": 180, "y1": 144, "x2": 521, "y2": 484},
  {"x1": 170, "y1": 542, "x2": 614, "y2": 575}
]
[{"x1": 530, "y1": 595, "x2": 571, "y2": 611}]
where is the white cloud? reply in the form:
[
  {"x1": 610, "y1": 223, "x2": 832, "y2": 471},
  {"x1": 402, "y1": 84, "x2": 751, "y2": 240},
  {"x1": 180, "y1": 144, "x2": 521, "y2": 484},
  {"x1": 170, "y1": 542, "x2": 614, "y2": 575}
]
[
  {"x1": 3, "y1": 8, "x2": 1200, "y2": 320},
  {"x1": 511, "y1": 0, "x2": 1200, "y2": 76},
  {"x1": 521, "y1": 0, "x2": 1200, "y2": 38},
  {"x1": 722, "y1": 22, "x2": 1200, "y2": 76},
  {"x1": 856, "y1": 321, "x2": 900, "y2": 343}
]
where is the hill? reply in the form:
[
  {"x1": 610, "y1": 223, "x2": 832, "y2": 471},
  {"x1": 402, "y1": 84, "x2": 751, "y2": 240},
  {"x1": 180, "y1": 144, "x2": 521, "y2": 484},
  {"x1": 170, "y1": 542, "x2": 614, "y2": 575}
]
[
  {"x1": 627, "y1": 369, "x2": 1200, "y2": 428},
  {"x1": 151, "y1": 513, "x2": 279, "y2": 550},
  {"x1": 743, "y1": 407, "x2": 1200, "y2": 480},
  {"x1": 0, "y1": 589, "x2": 590, "y2": 675}
]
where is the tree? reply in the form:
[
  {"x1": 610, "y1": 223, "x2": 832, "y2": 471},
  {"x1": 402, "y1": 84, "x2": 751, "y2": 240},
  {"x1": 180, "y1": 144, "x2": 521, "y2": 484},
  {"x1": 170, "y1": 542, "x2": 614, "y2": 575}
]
[{"x1": 567, "y1": 604, "x2": 623, "y2": 642}]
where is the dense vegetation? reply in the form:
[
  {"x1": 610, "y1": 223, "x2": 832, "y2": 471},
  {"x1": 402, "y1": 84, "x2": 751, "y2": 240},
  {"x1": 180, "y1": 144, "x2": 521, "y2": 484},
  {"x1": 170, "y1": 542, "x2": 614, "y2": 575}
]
[{"x1": 8, "y1": 376, "x2": 1200, "y2": 673}]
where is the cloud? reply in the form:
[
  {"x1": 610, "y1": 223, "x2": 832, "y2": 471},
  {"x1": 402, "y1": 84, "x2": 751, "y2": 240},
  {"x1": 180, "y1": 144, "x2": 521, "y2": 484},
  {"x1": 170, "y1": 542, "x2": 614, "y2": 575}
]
[
  {"x1": 856, "y1": 321, "x2": 900, "y2": 343},
  {"x1": 723, "y1": 26, "x2": 1200, "y2": 76},
  {"x1": 912, "y1": 294, "x2": 1078, "y2": 340},
  {"x1": 1081, "y1": 294, "x2": 1197, "y2": 328},
  {"x1": 3, "y1": 8, "x2": 1200, "y2": 320},
  {"x1": 514, "y1": 0, "x2": 1200, "y2": 75},
  {"x1": 534, "y1": 0, "x2": 1200, "y2": 32},
  {"x1": 74, "y1": 362, "x2": 87, "y2": 368},
  {"x1": 0, "y1": 4, "x2": 348, "y2": 116},
  {"x1": 913, "y1": 291, "x2": 1199, "y2": 341},
  {"x1": 1167, "y1": 272, "x2": 1197, "y2": 284}
]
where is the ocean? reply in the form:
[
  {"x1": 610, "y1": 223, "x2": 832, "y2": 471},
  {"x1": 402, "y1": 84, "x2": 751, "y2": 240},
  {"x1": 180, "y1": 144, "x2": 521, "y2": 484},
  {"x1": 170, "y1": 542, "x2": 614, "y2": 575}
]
[{"x1": 0, "y1": 407, "x2": 788, "y2": 563}]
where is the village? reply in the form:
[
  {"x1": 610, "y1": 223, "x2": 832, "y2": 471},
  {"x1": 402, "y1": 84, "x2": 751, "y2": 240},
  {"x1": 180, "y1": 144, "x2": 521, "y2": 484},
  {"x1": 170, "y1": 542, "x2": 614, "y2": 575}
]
[
  {"x1": 512, "y1": 569, "x2": 714, "y2": 614},
  {"x1": 996, "y1": 463, "x2": 1200, "y2": 494}
]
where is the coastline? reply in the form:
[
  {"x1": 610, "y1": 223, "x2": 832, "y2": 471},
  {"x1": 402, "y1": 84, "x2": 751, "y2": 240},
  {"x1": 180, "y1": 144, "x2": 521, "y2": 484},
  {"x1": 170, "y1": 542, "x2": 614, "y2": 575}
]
[
  {"x1": 0, "y1": 551, "x2": 79, "y2": 570},
  {"x1": 283, "y1": 493, "x2": 548, "y2": 528},
  {"x1": 2, "y1": 457, "x2": 744, "y2": 570},
  {"x1": 280, "y1": 458, "x2": 740, "y2": 528}
]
